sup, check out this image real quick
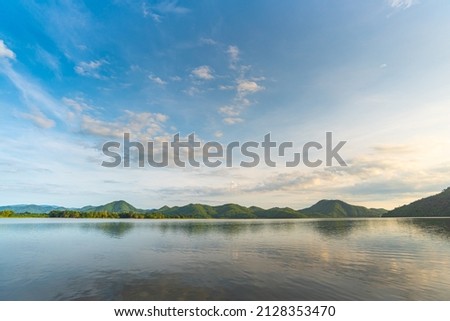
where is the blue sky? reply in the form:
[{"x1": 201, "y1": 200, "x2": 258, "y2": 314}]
[{"x1": 1, "y1": 0, "x2": 450, "y2": 209}]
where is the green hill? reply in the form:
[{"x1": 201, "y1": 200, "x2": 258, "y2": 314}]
[
  {"x1": 1, "y1": 199, "x2": 388, "y2": 219},
  {"x1": 254, "y1": 207, "x2": 307, "y2": 219},
  {"x1": 159, "y1": 203, "x2": 215, "y2": 218},
  {"x1": 213, "y1": 204, "x2": 256, "y2": 218},
  {"x1": 382, "y1": 188, "x2": 450, "y2": 217},
  {"x1": 301, "y1": 200, "x2": 386, "y2": 218},
  {"x1": 82, "y1": 200, "x2": 139, "y2": 213},
  {"x1": 155, "y1": 203, "x2": 308, "y2": 218},
  {"x1": 0, "y1": 204, "x2": 65, "y2": 214}
]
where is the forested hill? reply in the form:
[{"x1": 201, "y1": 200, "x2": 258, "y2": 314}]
[
  {"x1": 383, "y1": 188, "x2": 450, "y2": 217},
  {"x1": 80, "y1": 200, "x2": 139, "y2": 213},
  {"x1": 1, "y1": 199, "x2": 387, "y2": 219},
  {"x1": 0, "y1": 204, "x2": 64, "y2": 213},
  {"x1": 302, "y1": 200, "x2": 387, "y2": 218}
]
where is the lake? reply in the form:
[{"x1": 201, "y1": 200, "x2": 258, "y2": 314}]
[{"x1": 1, "y1": 218, "x2": 449, "y2": 300}]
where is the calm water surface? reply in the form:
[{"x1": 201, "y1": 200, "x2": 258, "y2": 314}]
[{"x1": 1, "y1": 218, "x2": 449, "y2": 300}]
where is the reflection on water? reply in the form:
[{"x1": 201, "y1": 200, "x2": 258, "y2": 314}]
[
  {"x1": 309, "y1": 219, "x2": 365, "y2": 238},
  {"x1": 0, "y1": 218, "x2": 450, "y2": 300},
  {"x1": 156, "y1": 220, "x2": 278, "y2": 236},
  {"x1": 79, "y1": 222, "x2": 135, "y2": 238},
  {"x1": 400, "y1": 218, "x2": 450, "y2": 239}
]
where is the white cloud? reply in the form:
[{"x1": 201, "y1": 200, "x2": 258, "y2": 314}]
[
  {"x1": 216, "y1": 45, "x2": 265, "y2": 125},
  {"x1": 155, "y1": 1, "x2": 190, "y2": 14},
  {"x1": 227, "y1": 45, "x2": 239, "y2": 64},
  {"x1": 200, "y1": 38, "x2": 217, "y2": 46},
  {"x1": 74, "y1": 60, "x2": 106, "y2": 78},
  {"x1": 62, "y1": 97, "x2": 93, "y2": 113},
  {"x1": 142, "y1": 1, "x2": 189, "y2": 21},
  {"x1": 214, "y1": 131, "x2": 223, "y2": 138},
  {"x1": 219, "y1": 85, "x2": 234, "y2": 90},
  {"x1": 251, "y1": 76, "x2": 266, "y2": 81},
  {"x1": 237, "y1": 79, "x2": 264, "y2": 95},
  {"x1": 388, "y1": 0, "x2": 416, "y2": 9},
  {"x1": 219, "y1": 106, "x2": 241, "y2": 117},
  {"x1": 149, "y1": 74, "x2": 167, "y2": 85},
  {"x1": 170, "y1": 75, "x2": 182, "y2": 81},
  {"x1": 0, "y1": 40, "x2": 16, "y2": 60},
  {"x1": 80, "y1": 115, "x2": 119, "y2": 137},
  {"x1": 20, "y1": 111, "x2": 55, "y2": 128},
  {"x1": 81, "y1": 110, "x2": 169, "y2": 139},
  {"x1": 154, "y1": 113, "x2": 169, "y2": 122},
  {"x1": 142, "y1": 2, "x2": 162, "y2": 22},
  {"x1": 227, "y1": 45, "x2": 240, "y2": 70},
  {"x1": 191, "y1": 65, "x2": 214, "y2": 80},
  {"x1": 223, "y1": 117, "x2": 243, "y2": 125}
]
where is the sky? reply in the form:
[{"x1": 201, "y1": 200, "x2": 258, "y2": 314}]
[{"x1": 1, "y1": 0, "x2": 450, "y2": 210}]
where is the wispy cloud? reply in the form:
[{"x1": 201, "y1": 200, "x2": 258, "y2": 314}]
[
  {"x1": 191, "y1": 65, "x2": 214, "y2": 80},
  {"x1": 0, "y1": 59, "x2": 69, "y2": 125},
  {"x1": 0, "y1": 40, "x2": 16, "y2": 60},
  {"x1": 219, "y1": 85, "x2": 234, "y2": 90},
  {"x1": 20, "y1": 110, "x2": 55, "y2": 129},
  {"x1": 200, "y1": 37, "x2": 217, "y2": 46},
  {"x1": 230, "y1": 146, "x2": 450, "y2": 209},
  {"x1": 154, "y1": 1, "x2": 190, "y2": 14},
  {"x1": 62, "y1": 97, "x2": 94, "y2": 113},
  {"x1": 142, "y1": 2, "x2": 161, "y2": 22},
  {"x1": 227, "y1": 45, "x2": 239, "y2": 69},
  {"x1": 183, "y1": 86, "x2": 201, "y2": 96},
  {"x1": 223, "y1": 117, "x2": 243, "y2": 125},
  {"x1": 81, "y1": 110, "x2": 169, "y2": 140},
  {"x1": 216, "y1": 45, "x2": 266, "y2": 125},
  {"x1": 35, "y1": 46, "x2": 60, "y2": 75},
  {"x1": 372, "y1": 144, "x2": 415, "y2": 154},
  {"x1": 388, "y1": 0, "x2": 417, "y2": 9},
  {"x1": 74, "y1": 60, "x2": 107, "y2": 78},
  {"x1": 23, "y1": 0, "x2": 93, "y2": 61},
  {"x1": 142, "y1": 0, "x2": 189, "y2": 21},
  {"x1": 219, "y1": 106, "x2": 241, "y2": 117},
  {"x1": 149, "y1": 74, "x2": 167, "y2": 85}
]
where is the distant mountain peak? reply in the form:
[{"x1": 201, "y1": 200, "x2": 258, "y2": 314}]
[
  {"x1": 84, "y1": 200, "x2": 138, "y2": 213},
  {"x1": 301, "y1": 199, "x2": 386, "y2": 218}
]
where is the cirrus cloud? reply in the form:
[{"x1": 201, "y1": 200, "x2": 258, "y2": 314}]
[
  {"x1": 0, "y1": 40, "x2": 16, "y2": 60},
  {"x1": 20, "y1": 111, "x2": 55, "y2": 129},
  {"x1": 388, "y1": 0, "x2": 416, "y2": 9}
]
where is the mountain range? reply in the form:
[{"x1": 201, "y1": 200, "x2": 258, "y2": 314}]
[
  {"x1": 0, "y1": 199, "x2": 386, "y2": 218},
  {"x1": 0, "y1": 204, "x2": 66, "y2": 213},
  {"x1": 2, "y1": 187, "x2": 449, "y2": 218}
]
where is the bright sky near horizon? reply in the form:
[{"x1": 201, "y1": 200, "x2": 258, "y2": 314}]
[{"x1": 1, "y1": 0, "x2": 450, "y2": 210}]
